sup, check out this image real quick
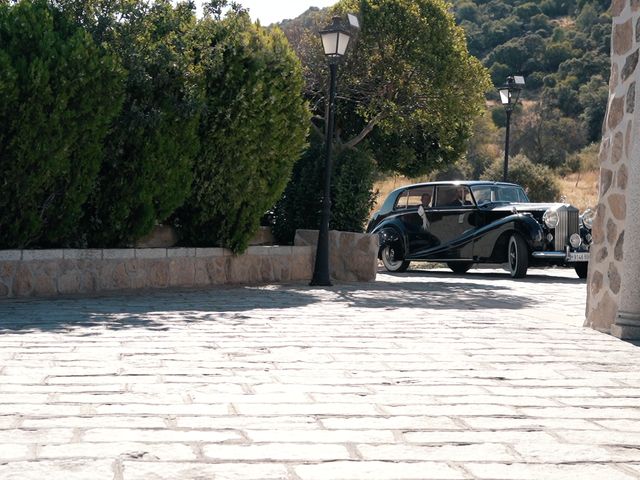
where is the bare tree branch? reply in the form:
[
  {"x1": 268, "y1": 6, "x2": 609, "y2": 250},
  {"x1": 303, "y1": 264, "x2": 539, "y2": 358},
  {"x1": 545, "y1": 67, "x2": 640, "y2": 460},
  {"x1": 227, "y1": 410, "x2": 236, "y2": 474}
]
[{"x1": 344, "y1": 111, "x2": 385, "y2": 149}]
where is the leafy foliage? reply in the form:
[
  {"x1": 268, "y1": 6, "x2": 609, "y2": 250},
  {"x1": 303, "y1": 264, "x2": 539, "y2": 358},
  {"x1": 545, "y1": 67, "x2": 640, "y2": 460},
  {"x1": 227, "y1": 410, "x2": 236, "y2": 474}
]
[
  {"x1": 457, "y1": 111, "x2": 501, "y2": 180},
  {"x1": 0, "y1": 0, "x2": 311, "y2": 251},
  {"x1": 331, "y1": 146, "x2": 378, "y2": 234},
  {"x1": 280, "y1": 0, "x2": 491, "y2": 177},
  {"x1": 272, "y1": 0, "x2": 490, "y2": 240},
  {"x1": 271, "y1": 130, "x2": 377, "y2": 245},
  {"x1": 510, "y1": 105, "x2": 586, "y2": 169},
  {"x1": 452, "y1": 0, "x2": 610, "y2": 145},
  {"x1": 435, "y1": 0, "x2": 611, "y2": 196},
  {"x1": 75, "y1": 0, "x2": 202, "y2": 247},
  {"x1": 483, "y1": 154, "x2": 561, "y2": 202},
  {"x1": 175, "y1": 11, "x2": 310, "y2": 252},
  {"x1": 0, "y1": 0, "x2": 123, "y2": 248}
]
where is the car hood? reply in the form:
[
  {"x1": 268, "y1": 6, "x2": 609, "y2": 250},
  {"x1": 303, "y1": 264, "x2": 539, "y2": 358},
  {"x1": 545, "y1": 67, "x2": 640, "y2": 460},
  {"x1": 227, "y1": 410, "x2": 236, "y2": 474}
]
[
  {"x1": 487, "y1": 202, "x2": 568, "y2": 213},
  {"x1": 486, "y1": 202, "x2": 576, "y2": 223}
]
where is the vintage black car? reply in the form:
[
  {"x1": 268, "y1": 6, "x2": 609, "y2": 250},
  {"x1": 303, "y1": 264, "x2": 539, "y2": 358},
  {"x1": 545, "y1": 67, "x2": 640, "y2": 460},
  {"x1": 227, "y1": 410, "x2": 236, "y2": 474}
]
[{"x1": 367, "y1": 181, "x2": 593, "y2": 278}]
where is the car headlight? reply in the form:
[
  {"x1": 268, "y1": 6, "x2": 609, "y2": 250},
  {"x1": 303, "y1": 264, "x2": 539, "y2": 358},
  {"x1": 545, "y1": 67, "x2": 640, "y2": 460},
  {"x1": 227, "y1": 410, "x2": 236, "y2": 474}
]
[
  {"x1": 543, "y1": 208, "x2": 559, "y2": 229},
  {"x1": 585, "y1": 233, "x2": 593, "y2": 244},
  {"x1": 582, "y1": 208, "x2": 595, "y2": 229},
  {"x1": 570, "y1": 233, "x2": 582, "y2": 249}
]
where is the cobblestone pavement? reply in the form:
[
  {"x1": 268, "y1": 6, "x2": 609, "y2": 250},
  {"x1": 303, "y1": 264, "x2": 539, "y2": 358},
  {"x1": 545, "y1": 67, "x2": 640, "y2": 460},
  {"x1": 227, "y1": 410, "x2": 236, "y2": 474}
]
[{"x1": 1, "y1": 267, "x2": 639, "y2": 480}]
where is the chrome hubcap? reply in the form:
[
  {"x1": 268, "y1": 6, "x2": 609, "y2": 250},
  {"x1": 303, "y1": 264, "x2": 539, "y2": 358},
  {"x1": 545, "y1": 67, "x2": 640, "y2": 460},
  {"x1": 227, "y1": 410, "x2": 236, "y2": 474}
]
[
  {"x1": 509, "y1": 241, "x2": 516, "y2": 270},
  {"x1": 383, "y1": 247, "x2": 401, "y2": 268}
]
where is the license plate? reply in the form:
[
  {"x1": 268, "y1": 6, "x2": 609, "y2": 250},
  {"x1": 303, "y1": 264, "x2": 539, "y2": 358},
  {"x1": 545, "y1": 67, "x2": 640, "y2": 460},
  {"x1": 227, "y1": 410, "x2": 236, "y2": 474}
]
[{"x1": 567, "y1": 252, "x2": 589, "y2": 262}]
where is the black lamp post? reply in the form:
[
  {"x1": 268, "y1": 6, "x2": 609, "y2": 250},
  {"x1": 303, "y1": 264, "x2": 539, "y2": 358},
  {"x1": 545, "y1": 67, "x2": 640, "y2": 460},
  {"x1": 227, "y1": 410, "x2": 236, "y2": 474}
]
[
  {"x1": 498, "y1": 75, "x2": 525, "y2": 182},
  {"x1": 310, "y1": 16, "x2": 352, "y2": 287}
]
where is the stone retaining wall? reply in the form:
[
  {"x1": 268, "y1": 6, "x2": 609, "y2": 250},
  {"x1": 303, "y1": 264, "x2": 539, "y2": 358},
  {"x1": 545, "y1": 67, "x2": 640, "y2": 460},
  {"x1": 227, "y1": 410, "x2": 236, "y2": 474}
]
[{"x1": 0, "y1": 230, "x2": 378, "y2": 298}]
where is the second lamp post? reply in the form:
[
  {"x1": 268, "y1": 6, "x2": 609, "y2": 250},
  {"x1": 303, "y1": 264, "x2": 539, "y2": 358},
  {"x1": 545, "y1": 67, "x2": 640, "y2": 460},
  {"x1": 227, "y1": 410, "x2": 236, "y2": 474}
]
[
  {"x1": 310, "y1": 16, "x2": 352, "y2": 287},
  {"x1": 498, "y1": 75, "x2": 525, "y2": 182}
]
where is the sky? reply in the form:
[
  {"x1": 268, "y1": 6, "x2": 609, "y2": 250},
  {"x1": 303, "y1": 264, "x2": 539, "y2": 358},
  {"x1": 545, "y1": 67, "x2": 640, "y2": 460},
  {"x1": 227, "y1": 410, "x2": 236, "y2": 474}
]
[{"x1": 232, "y1": 0, "x2": 337, "y2": 25}]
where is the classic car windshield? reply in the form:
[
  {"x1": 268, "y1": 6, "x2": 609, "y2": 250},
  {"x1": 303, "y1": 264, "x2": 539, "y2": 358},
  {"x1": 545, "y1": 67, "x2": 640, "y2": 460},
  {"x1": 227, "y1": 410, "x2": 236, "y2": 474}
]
[{"x1": 471, "y1": 185, "x2": 529, "y2": 204}]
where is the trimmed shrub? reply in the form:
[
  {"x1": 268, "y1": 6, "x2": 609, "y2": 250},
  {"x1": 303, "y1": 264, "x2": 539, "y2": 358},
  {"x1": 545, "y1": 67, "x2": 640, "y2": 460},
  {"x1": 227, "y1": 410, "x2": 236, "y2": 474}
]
[
  {"x1": 271, "y1": 131, "x2": 324, "y2": 245},
  {"x1": 271, "y1": 130, "x2": 378, "y2": 245},
  {"x1": 0, "y1": 0, "x2": 123, "y2": 248},
  {"x1": 482, "y1": 154, "x2": 561, "y2": 202},
  {"x1": 331, "y1": 146, "x2": 378, "y2": 234},
  {"x1": 175, "y1": 15, "x2": 310, "y2": 253}
]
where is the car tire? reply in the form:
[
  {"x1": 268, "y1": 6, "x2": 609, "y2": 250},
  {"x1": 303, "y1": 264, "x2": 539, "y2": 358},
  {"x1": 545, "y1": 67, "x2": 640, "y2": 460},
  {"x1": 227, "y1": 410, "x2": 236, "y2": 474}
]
[
  {"x1": 574, "y1": 263, "x2": 588, "y2": 279},
  {"x1": 447, "y1": 262, "x2": 473, "y2": 274},
  {"x1": 508, "y1": 233, "x2": 528, "y2": 278},
  {"x1": 380, "y1": 245, "x2": 410, "y2": 272}
]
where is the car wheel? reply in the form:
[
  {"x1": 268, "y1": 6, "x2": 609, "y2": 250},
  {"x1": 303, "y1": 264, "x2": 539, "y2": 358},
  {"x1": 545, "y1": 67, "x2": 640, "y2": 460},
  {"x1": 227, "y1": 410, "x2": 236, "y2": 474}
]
[
  {"x1": 381, "y1": 245, "x2": 410, "y2": 272},
  {"x1": 447, "y1": 262, "x2": 473, "y2": 274},
  {"x1": 508, "y1": 233, "x2": 528, "y2": 278},
  {"x1": 574, "y1": 262, "x2": 588, "y2": 279}
]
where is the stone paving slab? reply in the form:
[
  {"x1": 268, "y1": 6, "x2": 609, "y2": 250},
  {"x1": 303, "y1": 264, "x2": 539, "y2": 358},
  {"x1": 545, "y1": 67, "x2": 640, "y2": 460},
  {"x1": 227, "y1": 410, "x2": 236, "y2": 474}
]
[{"x1": 0, "y1": 267, "x2": 639, "y2": 479}]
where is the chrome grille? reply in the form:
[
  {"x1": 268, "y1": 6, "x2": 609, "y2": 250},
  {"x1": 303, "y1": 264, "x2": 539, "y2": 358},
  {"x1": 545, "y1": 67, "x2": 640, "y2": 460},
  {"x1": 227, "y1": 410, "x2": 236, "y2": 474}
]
[{"x1": 554, "y1": 206, "x2": 579, "y2": 250}]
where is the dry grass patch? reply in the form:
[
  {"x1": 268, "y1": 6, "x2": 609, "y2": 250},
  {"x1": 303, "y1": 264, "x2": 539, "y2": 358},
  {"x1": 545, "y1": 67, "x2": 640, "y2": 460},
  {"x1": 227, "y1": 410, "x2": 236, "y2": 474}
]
[
  {"x1": 557, "y1": 170, "x2": 599, "y2": 211},
  {"x1": 372, "y1": 175, "x2": 429, "y2": 211}
]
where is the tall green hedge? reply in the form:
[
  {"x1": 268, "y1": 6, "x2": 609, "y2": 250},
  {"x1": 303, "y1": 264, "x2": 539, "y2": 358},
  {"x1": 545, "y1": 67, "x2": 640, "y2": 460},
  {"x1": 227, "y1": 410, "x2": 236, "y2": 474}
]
[
  {"x1": 80, "y1": 0, "x2": 201, "y2": 247},
  {"x1": 0, "y1": 0, "x2": 123, "y2": 248},
  {"x1": 0, "y1": 1, "x2": 311, "y2": 250},
  {"x1": 175, "y1": 14, "x2": 310, "y2": 253}
]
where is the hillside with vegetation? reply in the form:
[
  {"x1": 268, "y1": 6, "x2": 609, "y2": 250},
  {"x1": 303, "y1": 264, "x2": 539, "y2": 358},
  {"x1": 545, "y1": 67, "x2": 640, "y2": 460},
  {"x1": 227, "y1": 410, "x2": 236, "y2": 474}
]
[
  {"x1": 445, "y1": 0, "x2": 610, "y2": 208},
  {"x1": 452, "y1": 0, "x2": 610, "y2": 161}
]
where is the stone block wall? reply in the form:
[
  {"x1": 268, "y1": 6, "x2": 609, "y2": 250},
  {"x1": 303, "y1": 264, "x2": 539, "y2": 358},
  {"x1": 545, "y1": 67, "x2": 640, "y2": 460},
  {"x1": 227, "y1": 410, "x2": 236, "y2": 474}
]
[
  {"x1": 0, "y1": 231, "x2": 378, "y2": 299},
  {"x1": 294, "y1": 230, "x2": 379, "y2": 282},
  {"x1": 0, "y1": 247, "x2": 315, "y2": 298},
  {"x1": 585, "y1": 0, "x2": 639, "y2": 332}
]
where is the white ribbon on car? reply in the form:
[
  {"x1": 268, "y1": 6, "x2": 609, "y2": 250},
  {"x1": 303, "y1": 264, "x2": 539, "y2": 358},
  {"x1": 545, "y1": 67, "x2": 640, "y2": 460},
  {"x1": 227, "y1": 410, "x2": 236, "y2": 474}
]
[{"x1": 418, "y1": 205, "x2": 429, "y2": 230}]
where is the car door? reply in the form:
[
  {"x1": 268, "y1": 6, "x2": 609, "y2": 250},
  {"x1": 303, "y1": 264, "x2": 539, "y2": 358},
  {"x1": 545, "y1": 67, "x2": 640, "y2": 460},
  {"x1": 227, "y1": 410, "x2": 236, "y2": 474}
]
[
  {"x1": 416, "y1": 185, "x2": 476, "y2": 260},
  {"x1": 396, "y1": 186, "x2": 439, "y2": 255}
]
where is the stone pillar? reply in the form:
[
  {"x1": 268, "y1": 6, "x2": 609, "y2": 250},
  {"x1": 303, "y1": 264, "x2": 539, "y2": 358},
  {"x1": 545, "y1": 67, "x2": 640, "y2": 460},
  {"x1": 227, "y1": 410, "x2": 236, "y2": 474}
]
[
  {"x1": 611, "y1": 83, "x2": 640, "y2": 339},
  {"x1": 585, "y1": 0, "x2": 638, "y2": 333}
]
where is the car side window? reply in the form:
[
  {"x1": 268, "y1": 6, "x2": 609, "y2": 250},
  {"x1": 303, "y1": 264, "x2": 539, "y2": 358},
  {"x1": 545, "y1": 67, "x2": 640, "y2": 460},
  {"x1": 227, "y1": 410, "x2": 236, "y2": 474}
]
[
  {"x1": 394, "y1": 191, "x2": 409, "y2": 210},
  {"x1": 472, "y1": 187, "x2": 491, "y2": 205},
  {"x1": 434, "y1": 187, "x2": 449, "y2": 207},
  {"x1": 395, "y1": 188, "x2": 434, "y2": 210},
  {"x1": 406, "y1": 187, "x2": 434, "y2": 208},
  {"x1": 435, "y1": 186, "x2": 473, "y2": 207}
]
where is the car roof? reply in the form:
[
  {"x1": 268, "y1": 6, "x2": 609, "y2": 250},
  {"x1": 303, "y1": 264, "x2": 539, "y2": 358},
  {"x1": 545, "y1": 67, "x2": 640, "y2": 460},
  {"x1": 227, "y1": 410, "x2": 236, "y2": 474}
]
[
  {"x1": 376, "y1": 180, "x2": 524, "y2": 215},
  {"x1": 389, "y1": 180, "x2": 520, "y2": 194}
]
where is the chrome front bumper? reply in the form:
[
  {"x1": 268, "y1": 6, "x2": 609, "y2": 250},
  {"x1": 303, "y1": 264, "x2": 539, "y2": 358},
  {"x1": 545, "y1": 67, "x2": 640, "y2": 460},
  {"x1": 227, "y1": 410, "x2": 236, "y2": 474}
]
[{"x1": 532, "y1": 248, "x2": 589, "y2": 262}]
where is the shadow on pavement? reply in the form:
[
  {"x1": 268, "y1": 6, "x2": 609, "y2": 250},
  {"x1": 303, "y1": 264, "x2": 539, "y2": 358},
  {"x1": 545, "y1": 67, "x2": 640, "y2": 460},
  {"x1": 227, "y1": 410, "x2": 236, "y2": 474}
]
[
  {"x1": 333, "y1": 279, "x2": 532, "y2": 311},
  {"x1": 404, "y1": 268, "x2": 587, "y2": 285},
  {"x1": 0, "y1": 267, "x2": 579, "y2": 334},
  {"x1": 0, "y1": 285, "x2": 321, "y2": 334}
]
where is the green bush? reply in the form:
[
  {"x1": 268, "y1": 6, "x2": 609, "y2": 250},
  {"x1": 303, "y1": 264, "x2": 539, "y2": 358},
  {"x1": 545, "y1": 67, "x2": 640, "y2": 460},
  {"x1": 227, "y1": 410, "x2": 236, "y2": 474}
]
[
  {"x1": 0, "y1": 0, "x2": 123, "y2": 248},
  {"x1": 331, "y1": 147, "x2": 378, "y2": 233},
  {"x1": 482, "y1": 154, "x2": 561, "y2": 202},
  {"x1": 81, "y1": 0, "x2": 201, "y2": 247},
  {"x1": 271, "y1": 132, "x2": 324, "y2": 244},
  {"x1": 561, "y1": 142, "x2": 600, "y2": 176},
  {"x1": 175, "y1": 15, "x2": 310, "y2": 253},
  {"x1": 271, "y1": 130, "x2": 377, "y2": 245}
]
